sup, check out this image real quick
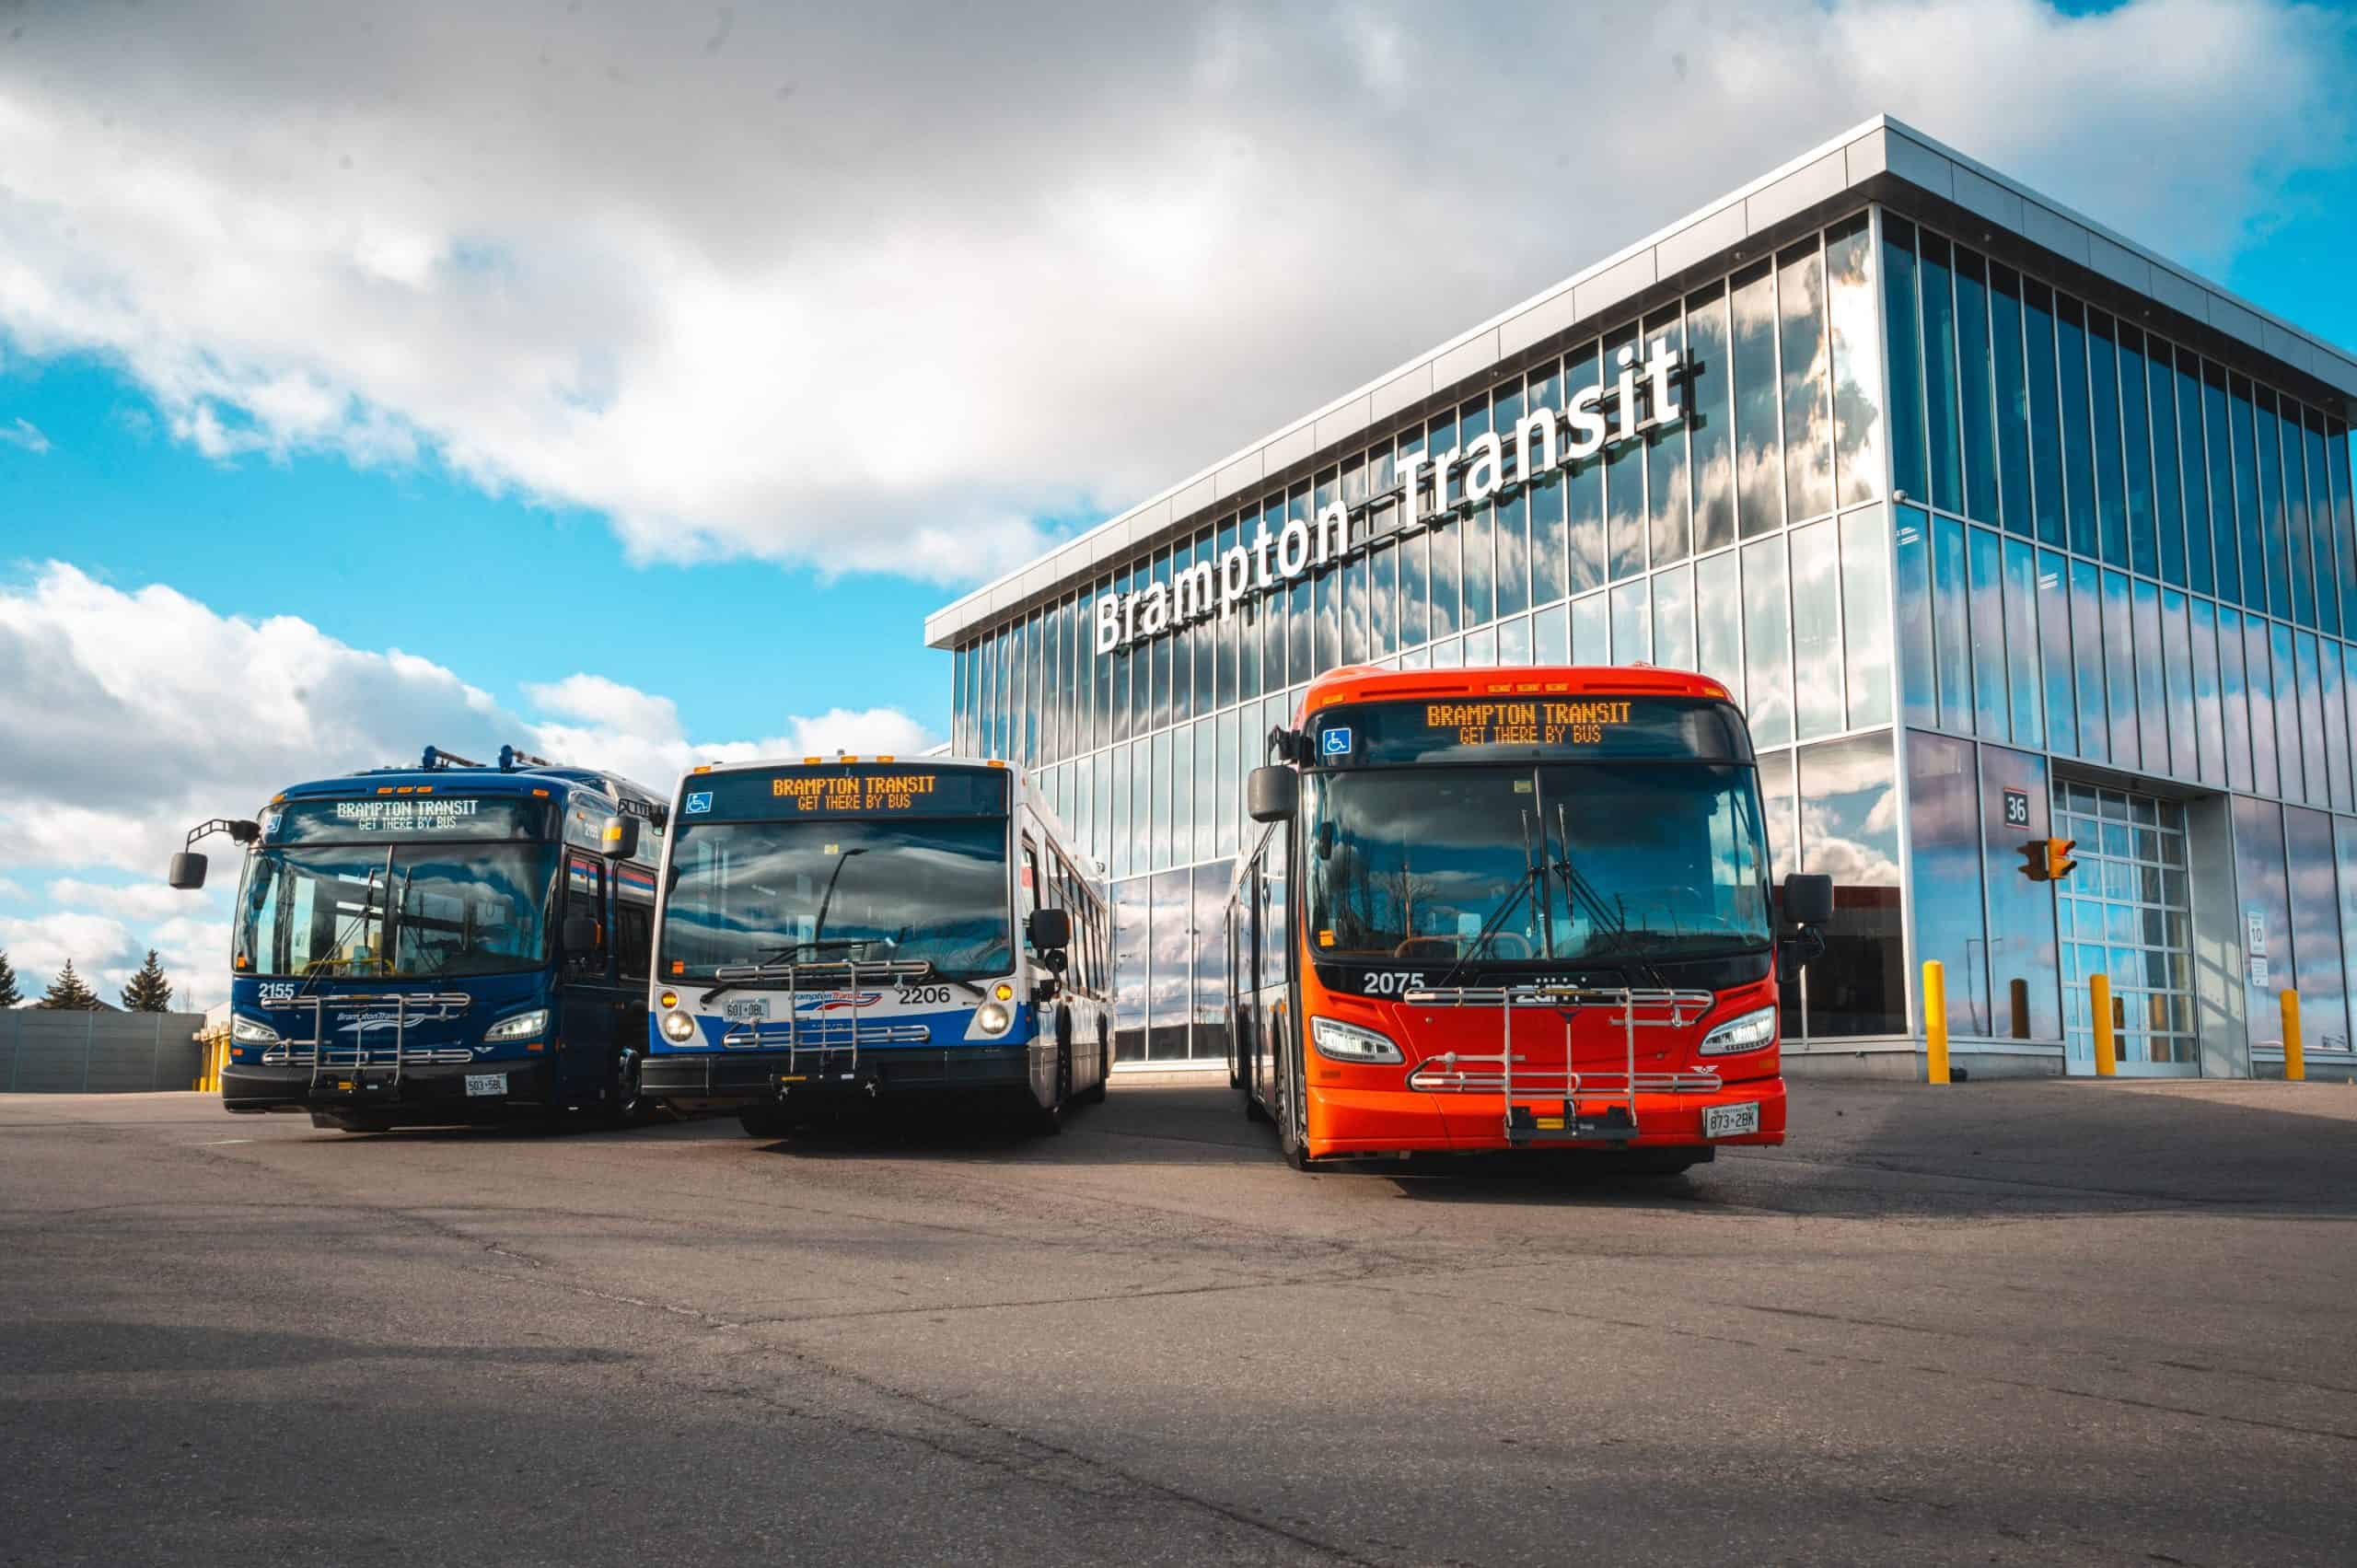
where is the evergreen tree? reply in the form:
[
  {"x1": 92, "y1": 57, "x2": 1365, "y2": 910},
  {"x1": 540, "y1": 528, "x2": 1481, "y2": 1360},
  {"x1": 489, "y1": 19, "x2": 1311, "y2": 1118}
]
[
  {"x1": 0, "y1": 947, "x2": 20, "y2": 1008},
  {"x1": 121, "y1": 949, "x2": 174, "y2": 1013},
  {"x1": 36, "y1": 959, "x2": 102, "y2": 1011}
]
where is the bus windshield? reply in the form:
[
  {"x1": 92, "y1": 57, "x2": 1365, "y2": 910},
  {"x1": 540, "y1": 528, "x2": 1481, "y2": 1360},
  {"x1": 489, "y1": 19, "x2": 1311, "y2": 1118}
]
[
  {"x1": 234, "y1": 842, "x2": 559, "y2": 980},
  {"x1": 660, "y1": 818, "x2": 1012, "y2": 981},
  {"x1": 1302, "y1": 762, "x2": 1771, "y2": 966}
]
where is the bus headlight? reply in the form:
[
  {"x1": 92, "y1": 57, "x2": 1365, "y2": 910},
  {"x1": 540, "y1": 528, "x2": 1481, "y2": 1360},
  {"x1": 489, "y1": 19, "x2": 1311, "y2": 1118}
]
[
  {"x1": 483, "y1": 1008, "x2": 549, "y2": 1043},
  {"x1": 1698, "y1": 1005, "x2": 1778, "y2": 1055},
  {"x1": 1311, "y1": 1016, "x2": 1403, "y2": 1064},
  {"x1": 659, "y1": 1010, "x2": 699, "y2": 1043},
  {"x1": 230, "y1": 1015, "x2": 279, "y2": 1045},
  {"x1": 975, "y1": 1001, "x2": 1013, "y2": 1036}
]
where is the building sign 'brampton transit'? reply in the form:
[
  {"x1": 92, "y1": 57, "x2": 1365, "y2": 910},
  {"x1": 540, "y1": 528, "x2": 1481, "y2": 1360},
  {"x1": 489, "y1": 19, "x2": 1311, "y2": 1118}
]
[{"x1": 1093, "y1": 339, "x2": 1690, "y2": 654}]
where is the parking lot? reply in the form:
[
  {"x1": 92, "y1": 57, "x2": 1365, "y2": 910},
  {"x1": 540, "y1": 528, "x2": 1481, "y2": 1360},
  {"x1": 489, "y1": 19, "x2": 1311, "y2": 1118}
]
[{"x1": 3, "y1": 1076, "x2": 2353, "y2": 1566}]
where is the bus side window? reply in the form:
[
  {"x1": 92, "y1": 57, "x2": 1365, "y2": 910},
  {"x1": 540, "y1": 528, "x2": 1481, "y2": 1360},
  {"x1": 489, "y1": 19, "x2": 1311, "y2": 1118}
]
[
  {"x1": 614, "y1": 865, "x2": 653, "y2": 984},
  {"x1": 1021, "y1": 836, "x2": 1042, "y2": 917},
  {"x1": 566, "y1": 854, "x2": 609, "y2": 972},
  {"x1": 1260, "y1": 833, "x2": 1288, "y2": 985}
]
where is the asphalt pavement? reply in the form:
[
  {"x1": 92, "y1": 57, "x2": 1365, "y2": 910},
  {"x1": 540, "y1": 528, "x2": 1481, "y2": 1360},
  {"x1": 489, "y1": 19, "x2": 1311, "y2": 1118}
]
[{"x1": 3, "y1": 1074, "x2": 2353, "y2": 1566}]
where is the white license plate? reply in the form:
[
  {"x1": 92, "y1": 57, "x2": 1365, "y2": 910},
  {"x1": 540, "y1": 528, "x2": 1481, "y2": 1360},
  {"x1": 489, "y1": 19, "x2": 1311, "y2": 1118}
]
[
  {"x1": 1702, "y1": 1101, "x2": 1760, "y2": 1139},
  {"x1": 723, "y1": 999, "x2": 771, "y2": 1022},
  {"x1": 464, "y1": 1073, "x2": 507, "y2": 1098}
]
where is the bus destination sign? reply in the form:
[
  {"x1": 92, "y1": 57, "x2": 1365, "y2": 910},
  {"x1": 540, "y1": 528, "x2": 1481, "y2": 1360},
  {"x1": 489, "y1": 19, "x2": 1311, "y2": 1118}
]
[
  {"x1": 1313, "y1": 696, "x2": 1751, "y2": 765},
  {"x1": 266, "y1": 796, "x2": 553, "y2": 843},
  {"x1": 772, "y1": 772, "x2": 942, "y2": 814},
  {"x1": 680, "y1": 765, "x2": 1009, "y2": 821},
  {"x1": 1425, "y1": 700, "x2": 1633, "y2": 749}
]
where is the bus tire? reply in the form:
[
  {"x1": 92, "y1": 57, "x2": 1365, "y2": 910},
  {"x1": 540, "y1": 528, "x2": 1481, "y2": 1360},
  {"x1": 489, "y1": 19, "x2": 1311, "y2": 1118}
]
[
  {"x1": 1274, "y1": 1044, "x2": 1309, "y2": 1171},
  {"x1": 602, "y1": 1046, "x2": 649, "y2": 1129},
  {"x1": 737, "y1": 1105, "x2": 795, "y2": 1141},
  {"x1": 1033, "y1": 1030, "x2": 1071, "y2": 1135},
  {"x1": 1078, "y1": 1021, "x2": 1109, "y2": 1104}
]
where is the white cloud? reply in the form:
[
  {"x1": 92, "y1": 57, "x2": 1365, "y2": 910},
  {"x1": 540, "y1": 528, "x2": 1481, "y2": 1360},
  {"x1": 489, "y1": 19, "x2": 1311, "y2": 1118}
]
[
  {"x1": 0, "y1": 416, "x2": 50, "y2": 454},
  {"x1": 0, "y1": 877, "x2": 24, "y2": 900},
  {"x1": 0, "y1": 1, "x2": 2346, "y2": 585},
  {"x1": 0, "y1": 563, "x2": 931, "y2": 1003}
]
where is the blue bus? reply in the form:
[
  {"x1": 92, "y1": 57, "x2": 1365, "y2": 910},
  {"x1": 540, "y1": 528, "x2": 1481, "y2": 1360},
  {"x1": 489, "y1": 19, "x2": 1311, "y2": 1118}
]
[
  {"x1": 167, "y1": 745, "x2": 668, "y2": 1132},
  {"x1": 641, "y1": 754, "x2": 1110, "y2": 1138}
]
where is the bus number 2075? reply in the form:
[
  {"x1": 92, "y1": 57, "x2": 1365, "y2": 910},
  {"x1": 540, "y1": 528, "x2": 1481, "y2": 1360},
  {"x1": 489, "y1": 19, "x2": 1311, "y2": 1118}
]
[{"x1": 1361, "y1": 972, "x2": 1427, "y2": 996}]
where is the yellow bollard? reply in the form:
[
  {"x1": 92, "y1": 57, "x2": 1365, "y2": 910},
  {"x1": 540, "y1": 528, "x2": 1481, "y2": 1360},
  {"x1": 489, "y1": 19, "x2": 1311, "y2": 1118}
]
[
  {"x1": 2282, "y1": 990, "x2": 2305, "y2": 1082},
  {"x1": 2091, "y1": 973, "x2": 2117, "y2": 1077},
  {"x1": 1922, "y1": 960, "x2": 1950, "y2": 1086}
]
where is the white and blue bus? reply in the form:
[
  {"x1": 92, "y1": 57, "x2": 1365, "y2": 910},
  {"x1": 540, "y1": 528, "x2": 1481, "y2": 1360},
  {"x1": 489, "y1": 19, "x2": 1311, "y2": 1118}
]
[{"x1": 641, "y1": 756, "x2": 1110, "y2": 1138}]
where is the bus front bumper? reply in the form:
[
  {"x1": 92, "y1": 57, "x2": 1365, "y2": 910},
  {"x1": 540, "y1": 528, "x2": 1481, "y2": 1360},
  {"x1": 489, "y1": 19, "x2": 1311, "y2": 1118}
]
[
  {"x1": 222, "y1": 1059, "x2": 557, "y2": 1121},
  {"x1": 643, "y1": 1045, "x2": 1035, "y2": 1108},
  {"x1": 1304, "y1": 1073, "x2": 1786, "y2": 1160}
]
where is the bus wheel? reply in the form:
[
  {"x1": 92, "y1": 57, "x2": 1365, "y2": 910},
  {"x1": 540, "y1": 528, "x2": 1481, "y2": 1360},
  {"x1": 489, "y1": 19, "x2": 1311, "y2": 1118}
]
[
  {"x1": 737, "y1": 1105, "x2": 795, "y2": 1141},
  {"x1": 1242, "y1": 1082, "x2": 1270, "y2": 1123},
  {"x1": 1274, "y1": 1051, "x2": 1309, "y2": 1172},
  {"x1": 1078, "y1": 1022, "x2": 1109, "y2": 1105},
  {"x1": 603, "y1": 1047, "x2": 648, "y2": 1129},
  {"x1": 1033, "y1": 1032, "x2": 1071, "y2": 1135}
]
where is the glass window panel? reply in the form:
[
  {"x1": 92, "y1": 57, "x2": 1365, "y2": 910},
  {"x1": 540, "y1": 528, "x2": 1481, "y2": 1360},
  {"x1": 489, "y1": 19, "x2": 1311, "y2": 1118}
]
[
  {"x1": 1458, "y1": 395, "x2": 1496, "y2": 629},
  {"x1": 2303, "y1": 410, "x2": 2339, "y2": 638},
  {"x1": 2189, "y1": 598, "x2": 2224, "y2": 788},
  {"x1": 1149, "y1": 555, "x2": 1173, "y2": 738},
  {"x1": 2330, "y1": 633, "x2": 2356, "y2": 816},
  {"x1": 1497, "y1": 414, "x2": 1534, "y2": 624},
  {"x1": 1112, "y1": 875, "x2": 1147, "y2": 1062},
  {"x1": 1968, "y1": 526, "x2": 2008, "y2": 738},
  {"x1": 1742, "y1": 535, "x2": 1793, "y2": 745},
  {"x1": 1146, "y1": 870, "x2": 1190, "y2": 1060},
  {"x1": 2166, "y1": 351, "x2": 2210, "y2": 597},
  {"x1": 1563, "y1": 340, "x2": 1607, "y2": 592},
  {"x1": 2332, "y1": 420, "x2": 2356, "y2": 633},
  {"x1": 1980, "y1": 744, "x2": 2061, "y2": 1042},
  {"x1": 1190, "y1": 861, "x2": 1231, "y2": 1063},
  {"x1": 2201, "y1": 363, "x2": 2240, "y2": 605},
  {"x1": 1109, "y1": 738, "x2": 1132, "y2": 878},
  {"x1": 1340, "y1": 542, "x2": 1366, "y2": 668},
  {"x1": 1988, "y1": 263, "x2": 2033, "y2": 536},
  {"x1": 2147, "y1": 344, "x2": 2185, "y2": 587},
  {"x1": 1695, "y1": 550, "x2": 1745, "y2": 705},
  {"x1": 1646, "y1": 307, "x2": 1691, "y2": 564},
  {"x1": 1368, "y1": 539, "x2": 1398, "y2": 658},
  {"x1": 1778, "y1": 239, "x2": 1833, "y2": 524},
  {"x1": 1953, "y1": 246, "x2": 2000, "y2": 524},
  {"x1": 2056, "y1": 296, "x2": 2099, "y2": 559},
  {"x1": 1527, "y1": 412, "x2": 1569, "y2": 611},
  {"x1": 1428, "y1": 468, "x2": 1464, "y2": 643},
  {"x1": 2217, "y1": 606, "x2": 2254, "y2": 794},
  {"x1": 2283, "y1": 808, "x2": 2350, "y2": 1061},
  {"x1": 2023, "y1": 278, "x2": 2067, "y2": 549},
  {"x1": 2038, "y1": 548, "x2": 2077, "y2": 757},
  {"x1": 1604, "y1": 322, "x2": 1647, "y2": 578},
  {"x1": 1533, "y1": 600, "x2": 1569, "y2": 663},
  {"x1": 1895, "y1": 506, "x2": 1934, "y2": 728},
  {"x1": 1840, "y1": 506, "x2": 1893, "y2": 732},
  {"x1": 2229, "y1": 376, "x2": 2266, "y2": 616},
  {"x1": 2003, "y1": 536, "x2": 2043, "y2": 749},
  {"x1": 1730, "y1": 261, "x2": 1783, "y2": 538},
  {"x1": 2232, "y1": 798, "x2": 2290, "y2": 1052},
  {"x1": 1495, "y1": 615, "x2": 1531, "y2": 664},
  {"x1": 2297, "y1": 632, "x2": 2328, "y2": 807},
  {"x1": 2160, "y1": 591, "x2": 2194, "y2": 782},
  {"x1": 1173, "y1": 724, "x2": 1198, "y2": 865},
  {"x1": 1686, "y1": 283, "x2": 1737, "y2": 551},
  {"x1": 1651, "y1": 563, "x2": 1695, "y2": 673},
  {"x1": 1791, "y1": 517, "x2": 1843, "y2": 738},
  {"x1": 2244, "y1": 614, "x2": 2278, "y2": 797},
  {"x1": 1283, "y1": 572, "x2": 1309, "y2": 691},
  {"x1": 2119, "y1": 327, "x2": 2158, "y2": 578},
  {"x1": 2287, "y1": 401, "x2": 2322, "y2": 632},
  {"x1": 1909, "y1": 731, "x2": 1990, "y2": 1036},
  {"x1": 1430, "y1": 635, "x2": 1462, "y2": 669},
  {"x1": 1147, "y1": 727, "x2": 1172, "y2": 871},
  {"x1": 1794, "y1": 733, "x2": 1905, "y2": 1037},
  {"x1": 2131, "y1": 577, "x2": 2166, "y2": 775},
  {"x1": 1933, "y1": 514, "x2": 1972, "y2": 734},
  {"x1": 2256, "y1": 392, "x2": 2294, "y2": 624},
  {"x1": 1918, "y1": 233, "x2": 1964, "y2": 516},
  {"x1": 1825, "y1": 215, "x2": 1883, "y2": 509},
  {"x1": 2070, "y1": 557, "x2": 2108, "y2": 765},
  {"x1": 2084, "y1": 310, "x2": 2127, "y2": 567},
  {"x1": 2101, "y1": 569, "x2": 2139, "y2": 771},
  {"x1": 2271, "y1": 620, "x2": 2303, "y2": 803},
  {"x1": 1610, "y1": 578, "x2": 1651, "y2": 665},
  {"x1": 1571, "y1": 591, "x2": 1609, "y2": 666},
  {"x1": 1398, "y1": 525, "x2": 1430, "y2": 652},
  {"x1": 2334, "y1": 818, "x2": 2357, "y2": 1054},
  {"x1": 1882, "y1": 215, "x2": 1928, "y2": 505},
  {"x1": 1214, "y1": 520, "x2": 1238, "y2": 711}
]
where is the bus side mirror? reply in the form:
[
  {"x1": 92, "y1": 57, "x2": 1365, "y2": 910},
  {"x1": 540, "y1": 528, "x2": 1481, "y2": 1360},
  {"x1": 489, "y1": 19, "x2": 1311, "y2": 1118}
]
[
  {"x1": 168, "y1": 853, "x2": 208, "y2": 890},
  {"x1": 601, "y1": 817, "x2": 641, "y2": 861},
  {"x1": 1026, "y1": 907, "x2": 1071, "y2": 954},
  {"x1": 562, "y1": 914, "x2": 601, "y2": 956},
  {"x1": 1782, "y1": 872, "x2": 1834, "y2": 927},
  {"x1": 1247, "y1": 766, "x2": 1297, "y2": 823}
]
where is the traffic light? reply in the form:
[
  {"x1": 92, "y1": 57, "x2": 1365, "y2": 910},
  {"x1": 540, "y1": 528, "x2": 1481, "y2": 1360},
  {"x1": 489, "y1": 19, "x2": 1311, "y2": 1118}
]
[
  {"x1": 2019, "y1": 837, "x2": 2078, "y2": 882},
  {"x1": 2044, "y1": 837, "x2": 2078, "y2": 881}
]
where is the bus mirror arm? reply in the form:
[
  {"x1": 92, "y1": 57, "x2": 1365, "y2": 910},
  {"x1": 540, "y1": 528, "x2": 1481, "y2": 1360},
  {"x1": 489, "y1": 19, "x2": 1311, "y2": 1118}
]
[{"x1": 167, "y1": 818, "x2": 263, "y2": 889}]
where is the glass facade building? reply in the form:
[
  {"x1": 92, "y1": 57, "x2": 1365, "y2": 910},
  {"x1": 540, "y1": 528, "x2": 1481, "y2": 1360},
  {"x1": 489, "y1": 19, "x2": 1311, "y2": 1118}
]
[{"x1": 927, "y1": 117, "x2": 2357, "y2": 1079}]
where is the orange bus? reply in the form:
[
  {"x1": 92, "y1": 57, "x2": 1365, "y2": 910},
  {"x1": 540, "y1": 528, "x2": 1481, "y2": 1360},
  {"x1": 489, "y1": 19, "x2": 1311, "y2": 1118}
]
[{"x1": 1226, "y1": 664, "x2": 1833, "y2": 1173}]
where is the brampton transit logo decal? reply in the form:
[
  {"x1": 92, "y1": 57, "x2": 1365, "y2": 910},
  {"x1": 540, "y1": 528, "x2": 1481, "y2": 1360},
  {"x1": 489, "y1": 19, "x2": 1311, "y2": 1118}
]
[
  {"x1": 1090, "y1": 339, "x2": 1690, "y2": 655},
  {"x1": 795, "y1": 992, "x2": 882, "y2": 1015}
]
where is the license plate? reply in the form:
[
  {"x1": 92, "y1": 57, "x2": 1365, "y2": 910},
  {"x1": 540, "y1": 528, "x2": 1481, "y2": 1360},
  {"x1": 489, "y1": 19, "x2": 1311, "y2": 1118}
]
[
  {"x1": 723, "y1": 999, "x2": 770, "y2": 1022},
  {"x1": 464, "y1": 1073, "x2": 507, "y2": 1098},
  {"x1": 1702, "y1": 1101, "x2": 1759, "y2": 1139}
]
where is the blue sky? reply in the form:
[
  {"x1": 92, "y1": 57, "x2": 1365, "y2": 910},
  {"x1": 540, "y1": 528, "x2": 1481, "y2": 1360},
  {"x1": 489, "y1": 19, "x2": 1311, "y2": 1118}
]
[{"x1": 3, "y1": 0, "x2": 2354, "y2": 1009}]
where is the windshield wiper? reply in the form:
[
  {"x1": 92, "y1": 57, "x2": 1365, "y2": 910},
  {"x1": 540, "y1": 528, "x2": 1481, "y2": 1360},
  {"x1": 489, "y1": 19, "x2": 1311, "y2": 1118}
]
[
  {"x1": 1430, "y1": 817, "x2": 1549, "y2": 992},
  {"x1": 697, "y1": 933, "x2": 985, "y2": 1004}
]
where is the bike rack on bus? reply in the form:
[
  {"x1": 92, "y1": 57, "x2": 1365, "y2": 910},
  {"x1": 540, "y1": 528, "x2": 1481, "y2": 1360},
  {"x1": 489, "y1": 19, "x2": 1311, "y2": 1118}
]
[
  {"x1": 1399, "y1": 984, "x2": 1720, "y2": 1145},
  {"x1": 710, "y1": 958, "x2": 938, "y2": 1091},
  {"x1": 260, "y1": 992, "x2": 476, "y2": 1098}
]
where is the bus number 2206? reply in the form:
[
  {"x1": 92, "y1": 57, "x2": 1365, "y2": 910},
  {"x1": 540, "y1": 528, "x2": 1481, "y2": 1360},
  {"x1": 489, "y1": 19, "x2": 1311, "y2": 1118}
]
[{"x1": 1361, "y1": 972, "x2": 1427, "y2": 996}]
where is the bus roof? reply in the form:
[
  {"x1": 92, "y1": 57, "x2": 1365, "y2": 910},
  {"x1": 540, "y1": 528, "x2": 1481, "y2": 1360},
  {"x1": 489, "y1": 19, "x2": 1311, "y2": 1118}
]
[
  {"x1": 1293, "y1": 664, "x2": 1732, "y2": 725},
  {"x1": 275, "y1": 762, "x2": 661, "y2": 812}
]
